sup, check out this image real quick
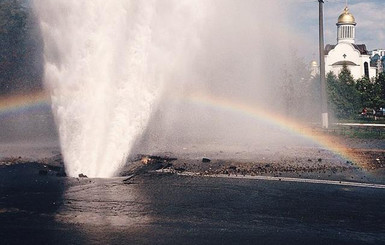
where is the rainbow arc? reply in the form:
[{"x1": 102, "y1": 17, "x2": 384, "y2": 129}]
[{"x1": 0, "y1": 90, "x2": 364, "y2": 168}]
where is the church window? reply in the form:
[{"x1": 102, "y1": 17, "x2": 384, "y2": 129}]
[{"x1": 364, "y1": 62, "x2": 369, "y2": 78}]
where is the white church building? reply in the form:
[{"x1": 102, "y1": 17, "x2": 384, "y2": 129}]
[{"x1": 324, "y1": 6, "x2": 376, "y2": 80}]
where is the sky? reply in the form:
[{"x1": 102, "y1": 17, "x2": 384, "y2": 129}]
[
  {"x1": 22, "y1": 0, "x2": 384, "y2": 63},
  {"x1": 288, "y1": 0, "x2": 385, "y2": 60}
]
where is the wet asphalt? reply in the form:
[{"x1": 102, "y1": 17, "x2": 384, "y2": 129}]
[{"x1": 0, "y1": 163, "x2": 385, "y2": 245}]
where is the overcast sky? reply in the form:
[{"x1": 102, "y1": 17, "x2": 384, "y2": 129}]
[{"x1": 288, "y1": 0, "x2": 385, "y2": 60}]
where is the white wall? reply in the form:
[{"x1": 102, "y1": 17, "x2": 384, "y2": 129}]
[{"x1": 325, "y1": 42, "x2": 375, "y2": 79}]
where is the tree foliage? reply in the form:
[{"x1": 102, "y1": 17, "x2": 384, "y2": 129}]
[
  {"x1": 376, "y1": 72, "x2": 385, "y2": 107},
  {"x1": 277, "y1": 52, "x2": 320, "y2": 121},
  {"x1": 356, "y1": 76, "x2": 379, "y2": 109},
  {"x1": 277, "y1": 59, "x2": 385, "y2": 121},
  {"x1": 326, "y1": 65, "x2": 361, "y2": 119},
  {"x1": 0, "y1": 0, "x2": 43, "y2": 95},
  {"x1": 326, "y1": 64, "x2": 385, "y2": 119}
]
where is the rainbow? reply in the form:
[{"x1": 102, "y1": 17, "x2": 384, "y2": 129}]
[
  {"x1": 180, "y1": 92, "x2": 364, "y2": 167},
  {"x1": 0, "y1": 90, "x2": 365, "y2": 168},
  {"x1": 0, "y1": 91, "x2": 51, "y2": 118}
]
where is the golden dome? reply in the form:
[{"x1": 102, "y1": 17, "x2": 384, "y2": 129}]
[
  {"x1": 311, "y1": 60, "x2": 318, "y2": 67},
  {"x1": 337, "y1": 7, "x2": 355, "y2": 24}
]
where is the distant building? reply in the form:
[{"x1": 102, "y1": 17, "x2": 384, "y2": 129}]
[
  {"x1": 324, "y1": 6, "x2": 376, "y2": 80},
  {"x1": 370, "y1": 49, "x2": 385, "y2": 75}
]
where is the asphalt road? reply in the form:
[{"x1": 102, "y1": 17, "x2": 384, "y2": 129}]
[{"x1": 1, "y1": 163, "x2": 385, "y2": 245}]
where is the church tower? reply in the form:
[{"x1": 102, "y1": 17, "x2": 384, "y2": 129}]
[
  {"x1": 337, "y1": 6, "x2": 356, "y2": 44},
  {"x1": 324, "y1": 3, "x2": 376, "y2": 79}
]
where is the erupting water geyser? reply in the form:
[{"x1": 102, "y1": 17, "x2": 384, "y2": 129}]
[
  {"x1": 34, "y1": 0, "x2": 311, "y2": 178},
  {"x1": 34, "y1": 1, "x2": 164, "y2": 177}
]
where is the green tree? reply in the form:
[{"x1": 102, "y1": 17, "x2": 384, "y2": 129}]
[
  {"x1": 0, "y1": 0, "x2": 43, "y2": 95},
  {"x1": 376, "y1": 72, "x2": 385, "y2": 107},
  {"x1": 277, "y1": 51, "x2": 316, "y2": 120},
  {"x1": 326, "y1": 65, "x2": 361, "y2": 119},
  {"x1": 356, "y1": 76, "x2": 377, "y2": 109}
]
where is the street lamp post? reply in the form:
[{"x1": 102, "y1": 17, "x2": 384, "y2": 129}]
[{"x1": 319, "y1": 0, "x2": 328, "y2": 128}]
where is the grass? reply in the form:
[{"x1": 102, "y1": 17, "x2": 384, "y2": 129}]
[{"x1": 326, "y1": 126, "x2": 385, "y2": 139}]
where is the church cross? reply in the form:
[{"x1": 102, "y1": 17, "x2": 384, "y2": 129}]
[{"x1": 343, "y1": 54, "x2": 347, "y2": 59}]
